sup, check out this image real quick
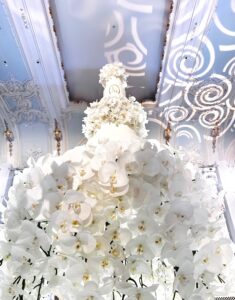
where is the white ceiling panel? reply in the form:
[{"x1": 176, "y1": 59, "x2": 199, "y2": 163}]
[{"x1": 50, "y1": 0, "x2": 171, "y2": 101}]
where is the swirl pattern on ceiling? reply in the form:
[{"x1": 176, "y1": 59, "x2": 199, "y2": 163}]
[{"x1": 154, "y1": 0, "x2": 235, "y2": 159}]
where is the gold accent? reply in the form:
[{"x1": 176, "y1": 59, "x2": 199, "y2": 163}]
[
  {"x1": 163, "y1": 120, "x2": 171, "y2": 145},
  {"x1": 59, "y1": 221, "x2": 67, "y2": 233},
  {"x1": 82, "y1": 272, "x2": 90, "y2": 282},
  {"x1": 110, "y1": 174, "x2": 117, "y2": 193},
  {"x1": 138, "y1": 221, "x2": 145, "y2": 232},
  {"x1": 79, "y1": 169, "x2": 86, "y2": 177},
  {"x1": 4, "y1": 120, "x2": 14, "y2": 157},
  {"x1": 137, "y1": 244, "x2": 144, "y2": 255},
  {"x1": 57, "y1": 184, "x2": 64, "y2": 190},
  {"x1": 118, "y1": 205, "x2": 125, "y2": 213},
  {"x1": 96, "y1": 242, "x2": 101, "y2": 250},
  {"x1": 56, "y1": 203, "x2": 62, "y2": 210},
  {"x1": 101, "y1": 258, "x2": 109, "y2": 269},
  {"x1": 75, "y1": 241, "x2": 81, "y2": 250},
  {"x1": 69, "y1": 202, "x2": 81, "y2": 213},
  {"x1": 155, "y1": 237, "x2": 162, "y2": 244},
  {"x1": 136, "y1": 293, "x2": 141, "y2": 300},
  {"x1": 211, "y1": 122, "x2": 220, "y2": 153},
  {"x1": 111, "y1": 248, "x2": 119, "y2": 257},
  {"x1": 203, "y1": 257, "x2": 209, "y2": 264},
  {"x1": 112, "y1": 230, "x2": 119, "y2": 240},
  {"x1": 71, "y1": 220, "x2": 80, "y2": 228},
  {"x1": 53, "y1": 119, "x2": 63, "y2": 156},
  {"x1": 109, "y1": 84, "x2": 120, "y2": 95}
]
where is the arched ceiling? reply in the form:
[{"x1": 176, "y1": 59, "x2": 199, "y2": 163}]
[{"x1": 0, "y1": 0, "x2": 234, "y2": 167}]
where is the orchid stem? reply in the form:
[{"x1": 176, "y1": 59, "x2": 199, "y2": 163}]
[
  {"x1": 173, "y1": 290, "x2": 178, "y2": 300},
  {"x1": 127, "y1": 277, "x2": 138, "y2": 287},
  {"x1": 34, "y1": 277, "x2": 44, "y2": 300}
]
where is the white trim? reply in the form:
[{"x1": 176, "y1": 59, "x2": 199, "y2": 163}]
[
  {"x1": 4, "y1": 0, "x2": 69, "y2": 119},
  {"x1": 155, "y1": 0, "x2": 181, "y2": 101}
]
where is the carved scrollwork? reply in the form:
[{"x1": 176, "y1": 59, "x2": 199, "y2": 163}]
[{"x1": 0, "y1": 79, "x2": 49, "y2": 123}]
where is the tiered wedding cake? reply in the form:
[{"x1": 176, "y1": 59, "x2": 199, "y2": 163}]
[{"x1": 0, "y1": 63, "x2": 234, "y2": 300}]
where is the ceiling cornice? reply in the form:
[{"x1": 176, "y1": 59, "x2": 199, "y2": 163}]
[{"x1": 3, "y1": 0, "x2": 70, "y2": 120}]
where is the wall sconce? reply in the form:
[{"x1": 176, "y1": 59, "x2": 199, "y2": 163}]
[
  {"x1": 4, "y1": 120, "x2": 14, "y2": 157},
  {"x1": 53, "y1": 119, "x2": 62, "y2": 156},
  {"x1": 163, "y1": 120, "x2": 171, "y2": 145},
  {"x1": 211, "y1": 122, "x2": 220, "y2": 153}
]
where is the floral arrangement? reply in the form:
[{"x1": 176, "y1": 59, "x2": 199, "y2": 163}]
[
  {"x1": 99, "y1": 62, "x2": 128, "y2": 88},
  {"x1": 0, "y1": 64, "x2": 234, "y2": 300},
  {"x1": 83, "y1": 63, "x2": 148, "y2": 139},
  {"x1": 82, "y1": 95, "x2": 148, "y2": 139}
]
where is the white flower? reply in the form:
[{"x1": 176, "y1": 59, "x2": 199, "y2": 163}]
[
  {"x1": 128, "y1": 212, "x2": 157, "y2": 236},
  {"x1": 173, "y1": 260, "x2": 195, "y2": 299},
  {"x1": 1, "y1": 63, "x2": 235, "y2": 300},
  {"x1": 126, "y1": 256, "x2": 152, "y2": 276},
  {"x1": 146, "y1": 194, "x2": 169, "y2": 224},
  {"x1": 164, "y1": 223, "x2": 190, "y2": 243},
  {"x1": 98, "y1": 161, "x2": 129, "y2": 196},
  {"x1": 99, "y1": 62, "x2": 128, "y2": 88},
  {"x1": 83, "y1": 70, "x2": 148, "y2": 139},
  {"x1": 135, "y1": 142, "x2": 160, "y2": 177},
  {"x1": 194, "y1": 239, "x2": 234, "y2": 277},
  {"x1": 165, "y1": 201, "x2": 194, "y2": 226},
  {"x1": 150, "y1": 233, "x2": 165, "y2": 256},
  {"x1": 64, "y1": 190, "x2": 93, "y2": 225},
  {"x1": 126, "y1": 235, "x2": 155, "y2": 260},
  {"x1": 161, "y1": 241, "x2": 193, "y2": 265},
  {"x1": 56, "y1": 231, "x2": 96, "y2": 255},
  {"x1": 66, "y1": 259, "x2": 99, "y2": 285},
  {"x1": 118, "y1": 284, "x2": 158, "y2": 300},
  {"x1": 104, "y1": 222, "x2": 131, "y2": 246}
]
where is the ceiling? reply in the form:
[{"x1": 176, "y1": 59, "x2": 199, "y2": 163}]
[
  {"x1": 49, "y1": 0, "x2": 170, "y2": 102},
  {"x1": 0, "y1": 0, "x2": 235, "y2": 167}
]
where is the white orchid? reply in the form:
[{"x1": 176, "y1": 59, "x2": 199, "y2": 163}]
[
  {"x1": 118, "y1": 283, "x2": 158, "y2": 300},
  {"x1": 104, "y1": 222, "x2": 132, "y2": 246},
  {"x1": 128, "y1": 212, "x2": 157, "y2": 236},
  {"x1": 0, "y1": 63, "x2": 234, "y2": 300},
  {"x1": 126, "y1": 235, "x2": 155, "y2": 260},
  {"x1": 173, "y1": 260, "x2": 195, "y2": 299},
  {"x1": 126, "y1": 256, "x2": 152, "y2": 276}
]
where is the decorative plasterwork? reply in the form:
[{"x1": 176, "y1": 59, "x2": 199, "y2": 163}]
[
  {"x1": 61, "y1": 102, "x2": 88, "y2": 119},
  {"x1": 153, "y1": 0, "x2": 235, "y2": 151},
  {"x1": 3, "y1": 0, "x2": 69, "y2": 120},
  {"x1": 23, "y1": 145, "x2": 43, "y2": 163},
  {"x1": 0, "y1": 79, "x2": 48, "y2": 123},
  {"x1": 60, "y1": 102, "x2": 88, "y2": 150},
  {"x1": 0, "y1": 0, "x2": 71, "y2": 167}
]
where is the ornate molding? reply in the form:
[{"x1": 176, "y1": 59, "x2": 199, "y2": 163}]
[
  {"x1": 3, "y1": 0, "x2": 70, "y2": 120},
  {"x1": 155, "y1": 0, "x2": 179, "y2": 102},
  {"x1": 23, "y1": 145, "x2": 43, "y2": 165},
  {"x1": 61, "y1": 102, "x2": 88, "y2": 121},
  {"x1": 0, "y1": 79, "x2": 49, "y2": 123}
]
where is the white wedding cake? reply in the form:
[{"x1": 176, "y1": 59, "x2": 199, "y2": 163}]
[{"x1": 0, "y1": 63, "x2": 234, "y2": 300}]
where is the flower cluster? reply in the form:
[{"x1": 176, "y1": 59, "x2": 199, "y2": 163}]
[
  {"x1": 99, "y1": 62, "x2": 128, "y2": 88},
  {"x1": 83, "y1": 62, "x2": 148, "y2": 139},
  {"x1": 0, "y1": 64, "x2": 234, "y2": 300},
  {"x1": 0, "y1": 125, "x2": 234, "y2": 299},
  {"x1": 83, "y1": 96, "x2": 148, "y2": 139}
]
